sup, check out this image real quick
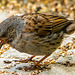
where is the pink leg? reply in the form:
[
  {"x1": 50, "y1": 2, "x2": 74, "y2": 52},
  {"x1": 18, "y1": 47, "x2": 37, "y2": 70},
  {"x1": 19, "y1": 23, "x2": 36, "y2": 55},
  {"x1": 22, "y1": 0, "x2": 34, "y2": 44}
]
[
  {"x1": 26, "y1": 54, "x2": 50, "y2": 70},
  {"x1": 14, "y1": 55, "x2": 35, "y2": 63}
]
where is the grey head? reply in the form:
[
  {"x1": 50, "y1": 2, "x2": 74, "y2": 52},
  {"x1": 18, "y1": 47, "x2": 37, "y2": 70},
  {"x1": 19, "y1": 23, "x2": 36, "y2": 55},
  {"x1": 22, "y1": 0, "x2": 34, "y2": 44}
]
[
  {"x1": 0, "y1": 15, "x2": 25, "y2": 37},
  {"x1": 0, "y1": 16, "x2": 17, "y2": 37}
]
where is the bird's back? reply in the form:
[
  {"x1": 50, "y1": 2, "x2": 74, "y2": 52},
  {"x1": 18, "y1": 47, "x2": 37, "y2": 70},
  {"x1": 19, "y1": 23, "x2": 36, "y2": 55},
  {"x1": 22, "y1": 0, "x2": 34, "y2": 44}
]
[
  {"x1": 0, "y1": 13, "x2": 73, "y2": 55},
  {"x1": 21, "y1": 13, "x2": 72, "y2": 36}
]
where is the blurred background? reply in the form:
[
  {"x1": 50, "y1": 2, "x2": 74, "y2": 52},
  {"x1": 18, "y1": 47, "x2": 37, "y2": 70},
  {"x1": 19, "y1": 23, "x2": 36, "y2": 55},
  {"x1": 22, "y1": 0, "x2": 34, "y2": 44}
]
[{"x1": 0, "y1": 0, "x2": 75, "y2": 22}]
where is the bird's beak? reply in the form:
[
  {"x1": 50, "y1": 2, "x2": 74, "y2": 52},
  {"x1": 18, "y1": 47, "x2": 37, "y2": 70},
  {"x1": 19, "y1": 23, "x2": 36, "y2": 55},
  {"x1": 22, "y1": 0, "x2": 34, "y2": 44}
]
[{"x1": 0, "y1": 38, "x2": 6, "y2": 47}]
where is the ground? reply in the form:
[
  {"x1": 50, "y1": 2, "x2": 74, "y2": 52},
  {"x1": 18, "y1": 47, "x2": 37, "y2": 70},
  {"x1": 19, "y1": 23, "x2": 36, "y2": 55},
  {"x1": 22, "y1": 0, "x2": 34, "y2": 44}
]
[{"x1": 0, "y1": 12, "x2": 75, "y2": 74}]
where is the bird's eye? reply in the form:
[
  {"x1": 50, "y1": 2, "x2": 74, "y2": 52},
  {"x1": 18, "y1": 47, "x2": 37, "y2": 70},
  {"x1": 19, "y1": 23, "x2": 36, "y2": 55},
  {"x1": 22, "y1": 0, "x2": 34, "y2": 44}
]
[{"x1": 0, "y1": 30, "x2": 3, "y2": 32}]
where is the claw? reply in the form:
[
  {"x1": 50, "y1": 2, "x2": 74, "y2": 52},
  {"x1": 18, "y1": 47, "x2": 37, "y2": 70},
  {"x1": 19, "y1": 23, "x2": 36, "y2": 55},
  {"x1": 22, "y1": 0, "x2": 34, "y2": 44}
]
[
  {"x1": 16, "y1": 65, "x2": 37, "y2": 71},
  {"x1": 25, "y1": 65, "x2": 36, "y2": 71}
]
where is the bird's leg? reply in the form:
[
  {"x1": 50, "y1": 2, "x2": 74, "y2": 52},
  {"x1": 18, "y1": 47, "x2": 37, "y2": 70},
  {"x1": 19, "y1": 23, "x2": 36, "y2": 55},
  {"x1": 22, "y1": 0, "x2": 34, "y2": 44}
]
[
  {"x1": 14, "y1": 55, "x2": 35, "y2": 63},
  {"x1": 4, "y1": 55, "x2": 35, "y2": 64},
  {"x1": 25, "y1": 54, "x2": 50, "y2": 70},
  {"x1": 34, "y1": 54, "x2": 50, "y2": 66}
]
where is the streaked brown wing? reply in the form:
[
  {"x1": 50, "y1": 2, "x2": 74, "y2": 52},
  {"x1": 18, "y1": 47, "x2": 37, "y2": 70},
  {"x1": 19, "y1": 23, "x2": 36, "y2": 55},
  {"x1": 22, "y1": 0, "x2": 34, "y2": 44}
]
[
  {"x1": 22, "y1": 13, "x2": 72, "y2": 36},
  {"x1": 22, "y1": 13, "x2": 52, "y2": 36},
  {"x1": 41, "y1": 14, "x2": 72, "y2": 33}
]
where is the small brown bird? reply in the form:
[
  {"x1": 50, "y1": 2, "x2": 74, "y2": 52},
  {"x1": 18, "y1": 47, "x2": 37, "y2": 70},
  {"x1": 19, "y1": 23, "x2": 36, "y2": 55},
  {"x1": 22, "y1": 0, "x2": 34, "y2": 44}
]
[{"x1": 0, "y1": 13, "x2": 74, "y2": 70}]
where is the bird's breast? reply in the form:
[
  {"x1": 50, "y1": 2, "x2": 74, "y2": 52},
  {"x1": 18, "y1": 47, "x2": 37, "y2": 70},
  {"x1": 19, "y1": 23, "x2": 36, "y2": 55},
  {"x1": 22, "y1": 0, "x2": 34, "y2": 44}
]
[{"x1": 12, "y1": 33, "x2": 62, "y2": 55}]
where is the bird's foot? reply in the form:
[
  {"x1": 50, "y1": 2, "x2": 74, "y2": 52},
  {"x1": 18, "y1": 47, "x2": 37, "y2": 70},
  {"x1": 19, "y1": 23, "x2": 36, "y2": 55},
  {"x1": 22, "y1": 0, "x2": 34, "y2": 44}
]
[
  {"x1": 16, "y1": 54, "x2": 51, "y2": 71},
  {"x1": 16, "y1": 64, "x2": 51, "y2": 71},
  {"x1": 16, "y1": 64, "x2": 38, "y2": 71}
]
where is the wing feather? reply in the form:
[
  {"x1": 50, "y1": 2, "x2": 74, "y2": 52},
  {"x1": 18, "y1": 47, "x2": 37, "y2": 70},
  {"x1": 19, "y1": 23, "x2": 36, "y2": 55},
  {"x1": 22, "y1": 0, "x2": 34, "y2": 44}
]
[{"x1": 22, "y1": 13, "x2": 72, "y2": 36}]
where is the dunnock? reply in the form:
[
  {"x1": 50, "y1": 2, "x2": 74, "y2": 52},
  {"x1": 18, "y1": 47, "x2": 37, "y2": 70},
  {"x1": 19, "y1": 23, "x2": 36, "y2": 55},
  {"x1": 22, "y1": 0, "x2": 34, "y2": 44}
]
[{"x1": 0, "y1": 13, "x2": 74, "y2": 70}]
